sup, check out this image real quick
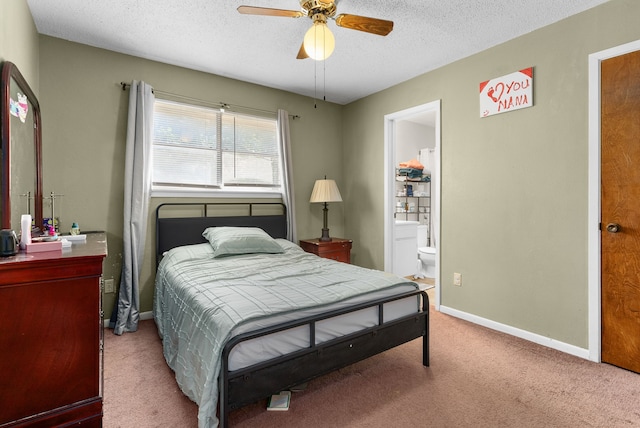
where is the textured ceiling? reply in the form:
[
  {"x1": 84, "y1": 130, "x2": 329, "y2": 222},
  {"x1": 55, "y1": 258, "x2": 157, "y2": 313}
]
[{"x1": 26, "y1": 0, "x2": 608, "y2": 105}]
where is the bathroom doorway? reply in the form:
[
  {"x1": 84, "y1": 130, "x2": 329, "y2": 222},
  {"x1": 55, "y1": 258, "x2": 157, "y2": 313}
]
[{"x1": 384, "y1": 100, "x2": 441, "y2": 309}]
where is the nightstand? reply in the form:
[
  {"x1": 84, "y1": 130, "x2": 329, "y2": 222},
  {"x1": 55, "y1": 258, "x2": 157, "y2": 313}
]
[{"x1": 299, "y1": 238, "x2": 352, "y2": 264}]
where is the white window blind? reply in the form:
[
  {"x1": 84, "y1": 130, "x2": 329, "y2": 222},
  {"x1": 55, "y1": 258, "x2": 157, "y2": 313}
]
[{"x1": 152, "y1": 99, "x2": 281, "y2": 194}]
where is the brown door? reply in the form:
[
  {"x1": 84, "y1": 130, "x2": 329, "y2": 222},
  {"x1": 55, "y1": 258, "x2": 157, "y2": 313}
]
[{"x1": 601, "y1": 49, "x2": 640, "y2": 373}]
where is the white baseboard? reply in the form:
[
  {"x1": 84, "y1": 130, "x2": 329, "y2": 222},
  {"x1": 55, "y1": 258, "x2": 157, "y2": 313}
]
[
  {"x1": 103, "y1": 310, "x2": 154, "y2": 328},
  {"x1": 140, "y1": 311, "x2": 154, "y2": 321},
  {"x1": 438, "y1": 305, "x2": 591, "y2": 360}
]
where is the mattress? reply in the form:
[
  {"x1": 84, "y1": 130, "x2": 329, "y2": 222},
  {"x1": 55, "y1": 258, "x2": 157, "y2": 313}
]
[{"x1": 153, "y1": 238, "x2": 420, "y2": 428}]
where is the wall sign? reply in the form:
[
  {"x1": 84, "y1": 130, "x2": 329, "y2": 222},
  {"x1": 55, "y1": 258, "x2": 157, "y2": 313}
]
[{"x1": 480, "y1": 67, "x2": 533, "y2": 118}]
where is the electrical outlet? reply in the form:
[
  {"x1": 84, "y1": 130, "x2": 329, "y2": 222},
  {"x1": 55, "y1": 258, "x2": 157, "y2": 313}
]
[
  {"x1": 453, "y1": 273, "x2": 462, "y2": 287},
  {"x1": 104, "y1": 279, "x2": 115, "y2": 293}
]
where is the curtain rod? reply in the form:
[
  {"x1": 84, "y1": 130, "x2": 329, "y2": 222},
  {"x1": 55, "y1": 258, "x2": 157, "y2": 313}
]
[{"x1": 119, "y1": 82, "x2": 300, "y2": 119}]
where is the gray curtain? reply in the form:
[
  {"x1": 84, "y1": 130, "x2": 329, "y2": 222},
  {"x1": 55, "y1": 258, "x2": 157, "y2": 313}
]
[
  {"x1": 112, "y1": 81, "x2": 154, "y2": 335},
  {"x1": 277, "y1": 109, "x2": 297, "y2": 242}
]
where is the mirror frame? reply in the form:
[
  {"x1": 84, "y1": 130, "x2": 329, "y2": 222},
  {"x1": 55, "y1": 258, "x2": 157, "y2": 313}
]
[{"x1": 0, "y1": 61, "x2": 43, "y2": 231}]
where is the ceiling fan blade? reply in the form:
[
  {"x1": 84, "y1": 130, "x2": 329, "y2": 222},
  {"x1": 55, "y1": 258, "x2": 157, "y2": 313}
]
[
  {"x1": 237, "y1": 6, "x2": 304, "y2": 18},
  {"x1": 335, "y1": 14, "x2": 394, "y2": 36},
  {"x1": 296, "y1": 42, "x2": 309, "y2": 60}
]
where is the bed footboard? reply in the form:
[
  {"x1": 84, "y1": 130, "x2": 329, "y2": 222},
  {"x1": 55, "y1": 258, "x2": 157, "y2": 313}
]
[{"x1": 219, "y1": 290, "x2": 429, "y2": 427}]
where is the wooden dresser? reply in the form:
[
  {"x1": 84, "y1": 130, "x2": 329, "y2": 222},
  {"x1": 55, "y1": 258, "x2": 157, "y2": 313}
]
[
  {"x1": 0, "y1": 233, "x2": 107, "y2": 427},
  {"x1": 299, "y1": 238, "x2": 352, "y2": 264}
]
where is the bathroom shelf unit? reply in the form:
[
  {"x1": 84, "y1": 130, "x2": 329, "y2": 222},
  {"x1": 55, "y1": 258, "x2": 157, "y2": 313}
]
[{"x1": 395, "y1": 171, "x2": 431, "y2": 246}]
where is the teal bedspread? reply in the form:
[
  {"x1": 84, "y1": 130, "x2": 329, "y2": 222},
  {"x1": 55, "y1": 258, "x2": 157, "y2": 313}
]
[{"x1": 153, "y1": 239, "x2": 417, "y2": 428}]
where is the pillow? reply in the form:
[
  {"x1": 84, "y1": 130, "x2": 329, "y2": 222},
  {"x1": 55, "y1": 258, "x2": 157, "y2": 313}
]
[
  {"x1": 202, "y1": 226, "x2": 284, "y2": 258},
  {"x1": 275, "y1": 238, "x2": 305, "y2": 253}
]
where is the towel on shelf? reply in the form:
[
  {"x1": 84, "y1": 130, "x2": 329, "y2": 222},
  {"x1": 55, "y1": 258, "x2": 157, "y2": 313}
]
[
  {"x1": 399, "y1": 158, "x2": 424, "y2": 170},
  {"x1": 398, "y1": 168, "x2": 423, "y2": 178},
  {"x1": 405, "y1": 174, "x2": 430, "y2": 182}
]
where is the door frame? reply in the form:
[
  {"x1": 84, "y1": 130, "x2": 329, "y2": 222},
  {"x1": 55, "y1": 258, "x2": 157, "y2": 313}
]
[
  {"x1": 588, "y1": 39, "x2": 640, "y2": 363},
  {"x1": 383, "y1": 100, "x2": 441, "y2": 309}
]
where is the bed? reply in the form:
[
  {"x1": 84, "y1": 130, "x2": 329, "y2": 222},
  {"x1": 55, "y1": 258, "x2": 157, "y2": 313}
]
[{"x1": 153, "y1": 202, "x2": 429, "y2": 428}]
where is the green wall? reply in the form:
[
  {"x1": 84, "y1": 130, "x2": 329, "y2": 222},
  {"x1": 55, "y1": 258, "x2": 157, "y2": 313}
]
[
  {"x1": 343, "y1": 0, "x2": 640, "y2": 348},
  {"x1": 37, "y1": 37, "x2": 345, "y2": 319},
  {"x1": 0, "y1": 1, "x2": 39, "y2": 93}
]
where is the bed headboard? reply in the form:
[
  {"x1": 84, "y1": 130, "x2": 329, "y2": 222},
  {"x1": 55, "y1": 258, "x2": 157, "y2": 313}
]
[{"x1": 155, "y1": 202, "x2": 287, "y2": 267}]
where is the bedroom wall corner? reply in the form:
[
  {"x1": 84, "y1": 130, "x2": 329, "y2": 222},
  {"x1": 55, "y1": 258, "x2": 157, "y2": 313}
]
[{"x1": 0, "y1": 1, "x2": 40, "y2": 94}]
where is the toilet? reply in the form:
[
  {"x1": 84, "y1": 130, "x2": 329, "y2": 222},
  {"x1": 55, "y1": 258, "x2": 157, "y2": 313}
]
[{"x1": 416, "y1": 225, "x2": 436, "y2": 278}]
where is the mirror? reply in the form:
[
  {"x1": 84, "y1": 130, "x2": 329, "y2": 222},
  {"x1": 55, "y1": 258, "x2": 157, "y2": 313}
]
[{"x1": 0, "y1": 61, "x2": 43, "y2": 232}]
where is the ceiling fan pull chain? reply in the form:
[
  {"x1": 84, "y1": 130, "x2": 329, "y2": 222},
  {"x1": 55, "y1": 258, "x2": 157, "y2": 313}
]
[{"x1": 323, "y1": 58, "x2": 327, "y2": 102}]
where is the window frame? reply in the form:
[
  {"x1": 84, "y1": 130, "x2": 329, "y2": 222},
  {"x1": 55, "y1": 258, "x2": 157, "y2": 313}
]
[{"x1": 150, "y1": 98, "x2": 283, "y2": 199}]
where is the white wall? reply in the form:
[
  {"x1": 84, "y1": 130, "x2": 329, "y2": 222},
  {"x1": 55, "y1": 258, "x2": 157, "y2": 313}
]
[{"x1": 396, "y1": 121, "x2": 435, "y2": 163}]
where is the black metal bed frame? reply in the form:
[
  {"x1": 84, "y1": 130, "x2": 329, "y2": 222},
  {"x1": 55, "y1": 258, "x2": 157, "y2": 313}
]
[
  {"x1": 155, "y1": 202, "x2": 288, "y2": 266},
  {"x1": 155, "y1": 202, "x2": 429, "y2": 428}
]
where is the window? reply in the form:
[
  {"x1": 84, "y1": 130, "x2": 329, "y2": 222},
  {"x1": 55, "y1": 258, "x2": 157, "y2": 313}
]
[{"x1": 152, "y1": 99, "x2": 281, "y2": 196}]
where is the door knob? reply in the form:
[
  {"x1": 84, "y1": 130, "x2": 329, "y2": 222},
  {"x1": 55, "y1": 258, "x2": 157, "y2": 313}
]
[{"x1": 606, "y1": 223, "x2": 621, "y2": 233}]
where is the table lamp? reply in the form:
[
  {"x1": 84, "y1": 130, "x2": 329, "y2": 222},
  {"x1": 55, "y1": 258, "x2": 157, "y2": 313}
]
[{"x1": 309, "y1": 177, "x2": 342, "y2": 242}]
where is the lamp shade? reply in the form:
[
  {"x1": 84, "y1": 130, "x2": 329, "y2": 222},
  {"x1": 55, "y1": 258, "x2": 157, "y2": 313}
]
[
  {"x1": 303, "y1": 21, "x2": 335, "y2": 61},
  {"x1": 309, "y1": 179, "x2": 342, "y2": 203}
]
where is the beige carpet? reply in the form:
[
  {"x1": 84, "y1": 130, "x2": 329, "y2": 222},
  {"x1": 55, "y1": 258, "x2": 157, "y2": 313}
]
[{"x1": 104, "y1": 300, "x2": 640, "y2": 427}]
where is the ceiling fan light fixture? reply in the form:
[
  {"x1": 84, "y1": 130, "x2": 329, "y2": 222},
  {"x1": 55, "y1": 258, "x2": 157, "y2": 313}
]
[{"x1": 303, "y1": 20, "x2": 335, "y2": 60}]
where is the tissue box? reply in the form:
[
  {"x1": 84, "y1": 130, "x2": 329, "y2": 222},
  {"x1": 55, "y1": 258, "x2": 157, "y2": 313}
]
[{"x1": 25, "y1": 240, "x2": 62, "y2": 253}]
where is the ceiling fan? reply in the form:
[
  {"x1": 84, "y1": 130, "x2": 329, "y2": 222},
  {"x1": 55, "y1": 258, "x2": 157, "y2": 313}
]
[{"x1": 237, "y1": 0, "x2": 394, "y2": 61}]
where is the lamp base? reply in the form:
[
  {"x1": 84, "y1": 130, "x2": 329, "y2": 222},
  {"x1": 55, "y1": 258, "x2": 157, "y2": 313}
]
[
  {"x1": 319, "y1": 228, "x2": 332, "y2": 242},
  {"x1": 319, "y1": 202, "x2": 332, "y2": 241}
]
